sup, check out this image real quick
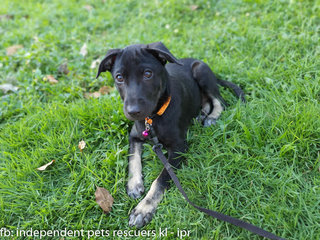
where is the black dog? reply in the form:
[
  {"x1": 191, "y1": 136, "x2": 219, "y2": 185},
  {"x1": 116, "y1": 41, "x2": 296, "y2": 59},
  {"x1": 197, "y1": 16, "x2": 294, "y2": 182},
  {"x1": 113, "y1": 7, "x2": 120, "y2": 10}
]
[{"x1": 96, "y1": 42, "x2": 245, "y2": 228}]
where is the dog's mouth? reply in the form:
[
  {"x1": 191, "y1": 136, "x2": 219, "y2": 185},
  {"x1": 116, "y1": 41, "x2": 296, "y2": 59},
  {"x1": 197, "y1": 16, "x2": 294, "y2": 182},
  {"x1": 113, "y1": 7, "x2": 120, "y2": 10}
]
[
  {"x1": 124, "y1": 105, "x2": 154, "y2": 122},
  {"x1": 124, "y1": 112, "x2": 147, "y2": 121}
]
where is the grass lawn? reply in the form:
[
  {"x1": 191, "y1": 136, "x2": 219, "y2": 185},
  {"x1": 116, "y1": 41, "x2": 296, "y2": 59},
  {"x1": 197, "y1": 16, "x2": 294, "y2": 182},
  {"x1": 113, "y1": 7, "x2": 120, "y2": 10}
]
[{"x1": 1, "y1": 0, "x2": 319, "y2": 239}]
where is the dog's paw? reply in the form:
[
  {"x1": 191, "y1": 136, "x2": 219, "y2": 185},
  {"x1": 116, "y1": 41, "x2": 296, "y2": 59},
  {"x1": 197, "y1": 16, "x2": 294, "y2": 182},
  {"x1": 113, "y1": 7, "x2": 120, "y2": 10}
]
[
  {"x1": 127, "y1": 177, "x2": 144, "y2": 199},
  {"x1": 129, "y1": 200, "x2": 156, "y2": 228},
  {"x1": 203, "y1": 117, "x2": 217, "y2": 127}
]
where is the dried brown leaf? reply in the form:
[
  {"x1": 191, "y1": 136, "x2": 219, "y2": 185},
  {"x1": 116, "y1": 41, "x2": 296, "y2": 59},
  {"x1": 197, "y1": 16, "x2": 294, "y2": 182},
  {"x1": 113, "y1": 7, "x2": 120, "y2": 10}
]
[
  {"x1": 6, "y1": 45, "x2": 23, "y2": 56},
  {"x1": 45, "y1": 75, "x2": 59, "y2": 84},
  {"x1": 84, "y1": 86, "x2": 113, "y2": 99},
  {"x1": 37, "y1": 160, "x2": 55, "y2": 171},
  {"x1": 99, "y1": 86, "x2": 112, "y2": 95},
  {"x1": 84, "y1": 5, "x2": 93, "y2": 12},
  {"x1": 84, "y1": 92, "x2": 101, "y2": 99},
  {"x1": 95, "y1": 187, "x2": 114, "y2": 213},
  {"x1": 190, "y1": 5, "x2": 199, "y2": 11},
  {"x1": 92, "y1": 92, "x2": 101, "y2": 98},
  {"x1": 78, "y1": 140, "x2": 86, "y2": 152}
]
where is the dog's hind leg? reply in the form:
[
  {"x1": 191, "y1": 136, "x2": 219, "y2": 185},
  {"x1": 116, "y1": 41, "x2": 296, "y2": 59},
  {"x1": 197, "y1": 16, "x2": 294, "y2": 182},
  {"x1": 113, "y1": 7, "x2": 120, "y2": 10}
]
[{"x1": 191, "y1": 60, "x2": 226, "y2": 127}]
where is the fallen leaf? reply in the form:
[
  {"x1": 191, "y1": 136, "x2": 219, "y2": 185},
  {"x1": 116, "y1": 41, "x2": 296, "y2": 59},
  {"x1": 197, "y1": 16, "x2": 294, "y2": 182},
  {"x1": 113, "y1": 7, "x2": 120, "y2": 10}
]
[
  {"x1": 84, "y1": 5, "x2": 93, "y2": 12},
  {"x1": 84, "y1": 91, "x2": 100, "y2": 99},
  {"x1": 190, "y1": 5, "x2": 199, "y2": 11},
  {"x1": 95, "y1": 187, "x2": 114, "y2": 213},
  {"x1": 92, "y1": 92, "x2": 101, "y2": 98},
  {"x1": 58, "y1": 62, "x2": 69, "y2": 75},
  {"x1": 37, "y1": 160, "x2": 55, "y2": 171},
  {"x1": 90, "y1": 59, "x2": 100, "y2": 69},
  {"x1": 80, "y1": 43, "x2": 88, "y2": 57},
  {"x1": 84, "y1": 86, "x2": 113, "y2": 99},
  {"x1": 78, "y1": 140, "x2": 86, "y2": 152},
  {"x1": 99, "y1": 86, "x2": 112, "y2": 95},
  {"x1": 6, "y1": 45, "x2": 23, "y2": 56},
  {"x1": 0, "y1": 83, "x2": 19, "y2": 93},
  {"x1": 45, "y1": 75, "x2": 59, "y2": 84}
]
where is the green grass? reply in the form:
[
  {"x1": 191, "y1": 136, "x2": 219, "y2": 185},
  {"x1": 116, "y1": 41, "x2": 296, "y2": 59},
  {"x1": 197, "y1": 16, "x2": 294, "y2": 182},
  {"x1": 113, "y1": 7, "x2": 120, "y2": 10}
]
[{"x1": 1, "y1": 0, "x2": 319, "y2": 239}]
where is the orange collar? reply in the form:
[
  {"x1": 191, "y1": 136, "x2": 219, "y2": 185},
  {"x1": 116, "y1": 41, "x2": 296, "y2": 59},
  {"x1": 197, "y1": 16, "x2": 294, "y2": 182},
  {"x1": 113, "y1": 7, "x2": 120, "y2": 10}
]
[
  {"x1": 145, "y1": 96, "x2": 171, "y2": 125},
  {"x1": 156, "y1": 96, "x2": 171, "y2": 116}
]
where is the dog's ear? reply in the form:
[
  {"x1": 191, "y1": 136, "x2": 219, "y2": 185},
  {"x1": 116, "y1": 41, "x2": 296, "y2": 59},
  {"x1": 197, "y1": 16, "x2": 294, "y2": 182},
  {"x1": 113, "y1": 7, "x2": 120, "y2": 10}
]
[
  {"x1": 96, "y1": 49, "x2": 121, "y2": 78},
  {"x1": 145, "y1": 42, "x2": 183, "y2": 66}
]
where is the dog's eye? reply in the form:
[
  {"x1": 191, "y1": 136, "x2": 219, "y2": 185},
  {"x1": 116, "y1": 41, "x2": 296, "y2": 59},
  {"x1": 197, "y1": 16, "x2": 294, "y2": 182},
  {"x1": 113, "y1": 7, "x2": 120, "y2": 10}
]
[
  {"x1": 143, "y1": 70, "x2": 153, "y2": 79},
  {"x1": 115, "y1": 74, "x2": 124, "y2": 83}
]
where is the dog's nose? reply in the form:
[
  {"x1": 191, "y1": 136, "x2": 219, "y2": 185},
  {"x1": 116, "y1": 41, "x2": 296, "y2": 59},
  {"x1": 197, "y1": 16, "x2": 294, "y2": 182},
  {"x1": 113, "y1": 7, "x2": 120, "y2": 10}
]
[{"x1": 127, "y1": 105, "x2": 141, "y2": 117}]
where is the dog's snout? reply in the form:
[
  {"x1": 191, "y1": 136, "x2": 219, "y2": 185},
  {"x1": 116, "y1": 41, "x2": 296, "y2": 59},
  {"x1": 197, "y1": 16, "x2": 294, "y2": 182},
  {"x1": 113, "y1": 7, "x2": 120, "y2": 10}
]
[{"x1": 127, "y1": 105, "x2": 141, "y2": 117}]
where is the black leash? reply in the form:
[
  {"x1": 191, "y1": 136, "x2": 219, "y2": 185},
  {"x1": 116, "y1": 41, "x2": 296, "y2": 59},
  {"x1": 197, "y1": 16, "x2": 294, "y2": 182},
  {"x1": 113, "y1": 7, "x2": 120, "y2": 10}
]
[{"x1": 151, "y1": 139, "x2": 285, "y2": 240}]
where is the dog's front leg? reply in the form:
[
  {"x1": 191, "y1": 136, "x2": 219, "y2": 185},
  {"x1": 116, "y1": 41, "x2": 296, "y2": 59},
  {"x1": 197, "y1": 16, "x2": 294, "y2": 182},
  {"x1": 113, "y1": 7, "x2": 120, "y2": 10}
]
[
  {"x1": 129, "y1": 143, "x2": 186, "y2": 228},
  {"x1": 127, "y1": 125, "x2": 145, "y2": 199}
]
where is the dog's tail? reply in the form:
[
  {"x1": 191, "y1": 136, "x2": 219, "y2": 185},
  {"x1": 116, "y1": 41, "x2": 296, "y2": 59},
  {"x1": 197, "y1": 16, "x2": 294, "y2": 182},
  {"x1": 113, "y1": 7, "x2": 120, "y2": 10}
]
[{"x1": 217, "y1": 78, "x2": 246, "y2": 103}]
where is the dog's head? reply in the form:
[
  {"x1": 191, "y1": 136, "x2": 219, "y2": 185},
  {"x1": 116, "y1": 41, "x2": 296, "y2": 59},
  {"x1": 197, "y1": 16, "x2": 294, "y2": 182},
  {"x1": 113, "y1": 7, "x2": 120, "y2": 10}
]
[{"x1": 96, "y1": 42, "x2": 182, "y2": 121}]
